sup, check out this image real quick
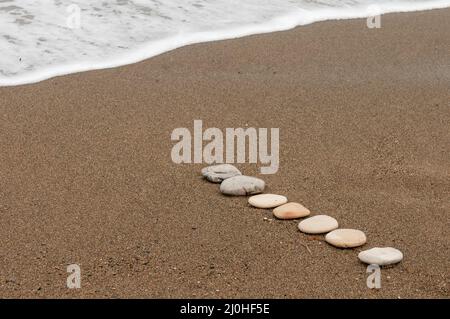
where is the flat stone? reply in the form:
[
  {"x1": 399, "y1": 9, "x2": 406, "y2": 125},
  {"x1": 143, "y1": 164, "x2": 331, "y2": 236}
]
[
  {"x1": 298, "y1": 215, "x2": 338, "y2": 234},
  {"x1": 325, "y1": 229, "x2": 367, "y2": 248},
  {"x1": 248, "y1": 194, "x2": 287, "y2": 209},
  {"x1": 201, "y1": 164, "x2": 241, "y2": 183},
  {"x1": 220, "y1": 176, "x2": 265, "y2": 196},
  {"x1": 358, "y1": 247, "x2": 403, "y2": 266},
  {"x1": 273, "y1": 202, "x2": 310, "y2": 219}
]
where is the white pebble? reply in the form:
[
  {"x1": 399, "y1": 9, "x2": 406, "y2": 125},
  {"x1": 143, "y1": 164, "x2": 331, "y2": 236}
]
[
  {"x1": 358, "y1": 247, "x2": 403, "y2": 266},
  {"x1": 248, "y1": 194, "x2": 287, "y2": 208},
  {"x1": 298, "y1": 215, "x2": 339, "y2": 234}
]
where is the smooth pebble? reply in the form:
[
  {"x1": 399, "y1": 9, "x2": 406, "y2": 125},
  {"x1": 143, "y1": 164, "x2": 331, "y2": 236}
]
[
  {"x1": 273, "y1": 202, "x2": 310, "y2": 219},
  {"x1": 201, "y1": 164, "x2": 241, "y2": 183},
  {"x1": 325, "y1": 229, "x2": 367, "y2": 248},
  {"x1": 248, "y1": 194, "x2": 287, "y2": 209},
  {"x1": 298, "y1": 215, "x2": 338, "y2": 234},
  {"x1": 358, "y1": 247, "x2": 403, "y2": 266},
  {"x1": 220, "y1": 175, "x2": 265, "y2": 196}
]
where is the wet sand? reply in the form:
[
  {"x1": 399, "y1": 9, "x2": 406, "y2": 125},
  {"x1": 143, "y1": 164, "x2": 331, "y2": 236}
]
[{"x1": 0, "y1": 8, "x2": 449, "y2": 298}]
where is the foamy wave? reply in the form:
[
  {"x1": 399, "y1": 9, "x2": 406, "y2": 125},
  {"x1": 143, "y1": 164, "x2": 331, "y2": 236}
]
[{"x1": 1, "y1": 0, "x2": 449, "y2": 86}]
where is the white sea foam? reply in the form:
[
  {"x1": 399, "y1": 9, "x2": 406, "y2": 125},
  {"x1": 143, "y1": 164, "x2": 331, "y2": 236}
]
[{"x1": 1, "y1": 0, "x2": 449, "y2": 86}]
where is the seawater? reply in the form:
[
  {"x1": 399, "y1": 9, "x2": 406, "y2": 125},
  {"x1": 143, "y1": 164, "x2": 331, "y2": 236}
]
[{"x1": 1, "y1": 0, "x2": 449, "y2": 86}]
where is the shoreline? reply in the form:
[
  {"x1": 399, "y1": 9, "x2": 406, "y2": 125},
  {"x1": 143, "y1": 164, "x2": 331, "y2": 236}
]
[
  {"x1": 2, "y1": 3, "x2": 450, "y2": 87},
  {"x1": 0, "y1": 8, "x2": 449, "y2": 298}
]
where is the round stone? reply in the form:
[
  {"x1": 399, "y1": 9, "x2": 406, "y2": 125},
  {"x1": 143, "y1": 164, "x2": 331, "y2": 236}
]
[
  {"x1": 248, "y1": 194, "x2": 288, "y2": 209},
  {"x1": 298, "y1": 215, "x2": 338, "y2": 234},
  {"x1": 220, "y1": 176, "x2": 265, "y2": 196},
  {"x1": 201, "y1": 164, "x2": 241, "y2": 183},
  {"x1": 273, "y1": 202, "x2": 310, "y2": 219},
  {"x1": 358, "y1": 247, "x2": 403, "y2": 266},
  {"x1": 325, "y1": 229, "x2": 367, "y2": 248}
]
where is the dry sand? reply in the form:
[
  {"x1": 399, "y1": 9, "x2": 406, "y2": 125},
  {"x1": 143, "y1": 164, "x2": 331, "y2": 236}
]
[{"x1": 0, "y1": 9, "x2": 449, "y2": 298}]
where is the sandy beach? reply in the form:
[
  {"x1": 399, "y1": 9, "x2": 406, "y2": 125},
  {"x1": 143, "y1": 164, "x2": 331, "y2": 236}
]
[{"x1": 0, "y1": 8, "x2": 449, "y2": 298}]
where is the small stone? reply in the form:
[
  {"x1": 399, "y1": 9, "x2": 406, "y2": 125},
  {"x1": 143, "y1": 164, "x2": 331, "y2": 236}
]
[
  {"x1": 298, "y1": 215, "x2": 338, "y2": 234},
  {"x1": 358, "y1": 247, "x2": 403, "y2": 266},
  {"x1": 201, "y1": 164, "x2": 241, "y2": 183},
  {"x1": 220, "y1": 175, "x2": 265, "y2": 196},
  {"x1": 273, "y1": 202, "x2": 310, "y2": 219},
  {"x1": 248, "y1": 194, "x2": 287, "y2": 208},
  {"x1": 325, "y1": 229, "x2": 367, "y2": 248}
]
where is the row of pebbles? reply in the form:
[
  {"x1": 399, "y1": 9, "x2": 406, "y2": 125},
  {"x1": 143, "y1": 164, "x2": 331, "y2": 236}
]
[{"x1": 202, "y1": 164, "x2": 403, "y2": 266}]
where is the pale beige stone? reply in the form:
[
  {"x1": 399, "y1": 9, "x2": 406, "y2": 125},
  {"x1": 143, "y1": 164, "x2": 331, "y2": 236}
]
[
  {"x1": 358, "y1": 247, "x2": 403, "y2": 265},
  {"x1": 273, "y1": 202, "x2": 310, "y2": 219},
  {"x1": 298, "y1": 215, "x2": 338, "y2": 234},
  {"x1": 248, "y1": 194, "x2": 287, "y2": 209},
  {"x1": 325, "y1": 229, "x2": 367, "y2": 248}
]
